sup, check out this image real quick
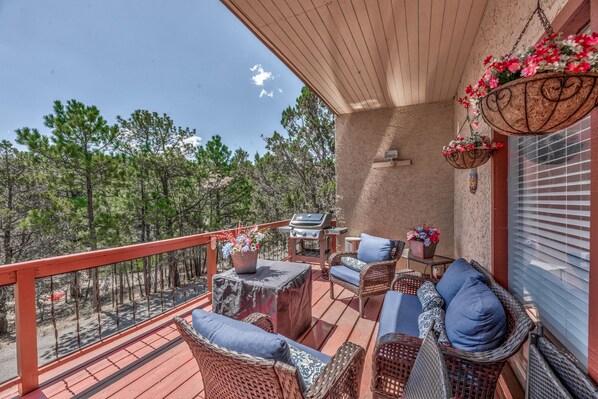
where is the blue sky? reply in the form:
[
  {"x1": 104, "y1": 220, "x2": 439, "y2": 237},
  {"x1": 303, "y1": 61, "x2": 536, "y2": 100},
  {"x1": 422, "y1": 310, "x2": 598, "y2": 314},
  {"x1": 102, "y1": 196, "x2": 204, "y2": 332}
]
[{"x1": 0, "y1": 0, "x2": 304, "y2": 156}]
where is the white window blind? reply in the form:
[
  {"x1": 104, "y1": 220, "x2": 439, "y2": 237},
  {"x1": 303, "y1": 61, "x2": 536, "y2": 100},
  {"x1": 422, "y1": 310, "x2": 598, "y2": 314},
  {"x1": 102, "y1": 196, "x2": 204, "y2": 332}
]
[{"x1": 508, "y1": 114, "x2": 591, "y2": 365}]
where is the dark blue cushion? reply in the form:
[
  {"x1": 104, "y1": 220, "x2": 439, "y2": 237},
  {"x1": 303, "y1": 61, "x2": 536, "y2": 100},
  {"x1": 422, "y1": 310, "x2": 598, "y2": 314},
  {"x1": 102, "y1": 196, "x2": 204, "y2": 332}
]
[
  {"x1": 435, "y1": 258, "x2": 486, "y2": 307},
  {"x1": 445, "y1": 277, "x2": 507, "y2": 352},
  {"x1": 357, "y1": 233, "x2": 395, "y2": 263},
  {"x1": 191, "y1": 309, "x2": 292, "y2": 364},
  {"x1": 330, "y1": 265, "x2": 360, "y2": 287},
  {"x1": 377, "y1": 291, "x2": 422, "y2": 340}
]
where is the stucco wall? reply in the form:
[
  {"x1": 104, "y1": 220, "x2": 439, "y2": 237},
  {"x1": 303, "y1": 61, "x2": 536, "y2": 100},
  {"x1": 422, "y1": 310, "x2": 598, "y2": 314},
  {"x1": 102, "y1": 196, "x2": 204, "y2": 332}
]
[
  {"x1": 335, "y1": 101, "x2": 454, "y2": 255},
  {"x1": 453, "y1": 0, "x2": 569, "y2": 267}
]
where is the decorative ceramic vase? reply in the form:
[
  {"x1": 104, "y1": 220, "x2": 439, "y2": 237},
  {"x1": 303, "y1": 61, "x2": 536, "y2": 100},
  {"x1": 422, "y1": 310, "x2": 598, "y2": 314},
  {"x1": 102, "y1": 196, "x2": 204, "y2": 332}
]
[
  {"x1": 480, "y1": 72, "x2": 598, "y2": 136},
  {"x1": 410, "y1": 241, "x2": 437, "y2": 259},
  {"x1": 231, "y1": 250, "x2": 258, "y2": 274}
]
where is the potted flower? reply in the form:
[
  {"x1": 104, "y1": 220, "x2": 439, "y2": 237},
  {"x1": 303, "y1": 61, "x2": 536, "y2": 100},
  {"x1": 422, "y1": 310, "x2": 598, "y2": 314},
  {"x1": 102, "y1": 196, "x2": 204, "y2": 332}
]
[
  {"x1": 407, "y1": 225, "x2": 440, "y2": 259},
  {"x1": 442, "y1": 132, "x2": 504, "y2": 169},
  {"x1": 459, "y1": 32, "x2": 598, "y2": 136},
  {"x1": 218, "y1": 224, "x2": 266, "y2": 274}
]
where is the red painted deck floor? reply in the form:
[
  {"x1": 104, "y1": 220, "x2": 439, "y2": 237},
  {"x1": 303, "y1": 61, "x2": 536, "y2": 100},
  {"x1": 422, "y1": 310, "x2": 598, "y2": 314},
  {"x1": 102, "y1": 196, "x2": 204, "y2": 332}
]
[{"x1": 2, "y1": 266, "x2": 383, "y2": 399}]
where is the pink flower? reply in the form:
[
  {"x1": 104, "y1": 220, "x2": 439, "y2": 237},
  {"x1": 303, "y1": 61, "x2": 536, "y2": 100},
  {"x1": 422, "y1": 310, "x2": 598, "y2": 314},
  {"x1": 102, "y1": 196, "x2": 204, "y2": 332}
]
[
  {"x1": 471, "y1": 121, "x2": 479, "y2": 129},
  {"x1": 508, "y1": 61, "x2": 521, "y2": 73},
  {"x1": 489, "y1": 76, "x2": 499, "y2": 89},
  {"x1": 521, "y1": 62, "x2": 539, "y2": 77}
]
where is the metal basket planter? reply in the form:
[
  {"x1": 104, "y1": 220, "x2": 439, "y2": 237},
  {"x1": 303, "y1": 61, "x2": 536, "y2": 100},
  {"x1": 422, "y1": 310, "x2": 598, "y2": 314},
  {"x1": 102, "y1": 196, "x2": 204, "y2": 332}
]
[
  {"x1": 444, "y1": 148, "x2": 493, "y2": 169},
  {"x1": 480, "y1": 72, "x2": 598, "y2": 136},
  {"x1": 231, "y1": 250, "x2": 258, "y2": 274}
]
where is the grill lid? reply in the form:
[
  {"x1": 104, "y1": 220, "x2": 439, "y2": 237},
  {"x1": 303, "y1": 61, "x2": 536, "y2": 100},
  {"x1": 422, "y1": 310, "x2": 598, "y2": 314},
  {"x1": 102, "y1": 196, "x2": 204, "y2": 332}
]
[{"x1": 289, "y1": 213, "x2": 332, "y2": 229}]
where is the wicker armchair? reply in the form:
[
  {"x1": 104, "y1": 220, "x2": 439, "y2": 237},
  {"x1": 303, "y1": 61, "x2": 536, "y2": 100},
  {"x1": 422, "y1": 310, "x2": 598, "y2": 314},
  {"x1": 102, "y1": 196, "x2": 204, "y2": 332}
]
[
  {"x1": 527, "y1": 324, "x2": 598, "y2": 399},
  {"x1": 371, "y1": 260, "x2": 534, "y2": 399},
  {"x1": 174, "y1": 313, "x2": 365, "y2": 399},
  {"x1": 329, "y1": 240, "x2": 405, "y2": 317},
  {"x1": 404, "y1": 322, "x2": 451, "y2": 399}
]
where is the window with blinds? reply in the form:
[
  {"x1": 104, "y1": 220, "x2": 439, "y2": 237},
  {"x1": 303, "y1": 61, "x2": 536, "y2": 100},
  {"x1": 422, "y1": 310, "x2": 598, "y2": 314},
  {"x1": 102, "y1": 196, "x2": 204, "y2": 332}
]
[{"x1": 508, "y1": 114, "x2": 591, "y2": 365}]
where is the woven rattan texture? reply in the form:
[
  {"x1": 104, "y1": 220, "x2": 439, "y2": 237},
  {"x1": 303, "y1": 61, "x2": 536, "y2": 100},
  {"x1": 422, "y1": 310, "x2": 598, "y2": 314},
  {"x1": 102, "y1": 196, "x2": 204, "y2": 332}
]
[
  {"x1": 174, "y1": 313, "x2": 366, "y2": 399},
  {"x1": 527, "y1": 343, "x2": 573, "y2": 399},
  {"x1": 533, "y1": 334, "x2": 598, "y2": 399},
  {"x1": 329, "y1": 241, "x2": 406, "y2": 317},
  {"x1": 372, "y1": 260, "x2": 534, "y2": 399},
  {"x1": 404, "y1": 324, "x2": 451, "y2": 399}
]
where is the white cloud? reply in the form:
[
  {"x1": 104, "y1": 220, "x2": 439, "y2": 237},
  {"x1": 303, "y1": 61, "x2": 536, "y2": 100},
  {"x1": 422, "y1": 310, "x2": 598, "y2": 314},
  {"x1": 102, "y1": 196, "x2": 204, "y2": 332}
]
[
  {"x1": 183, "y1": 135, "x2": 202, "y2": 147},
  {"x1": 259, "y1": 89, "x2": 274, "y2": 98},
  {"x1": 277, "y1": 88, "x2": 283, "y2": 93},
  {"x1": 250, "y1": 64, "x2": 273, "y2": 86}
]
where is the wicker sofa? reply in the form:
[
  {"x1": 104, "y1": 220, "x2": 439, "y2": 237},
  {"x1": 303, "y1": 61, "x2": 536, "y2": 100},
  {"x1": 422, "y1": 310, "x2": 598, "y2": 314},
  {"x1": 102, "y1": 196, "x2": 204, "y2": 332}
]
[
  {"x1": 329, "y1": 239, "x2": 405, "y2": 317},
  {"x1": 175, "y1": 312, "x2": 365, "y2": 399},
  {"x1": 371, "y1": 260, "x2": 534, "y2": 399}
]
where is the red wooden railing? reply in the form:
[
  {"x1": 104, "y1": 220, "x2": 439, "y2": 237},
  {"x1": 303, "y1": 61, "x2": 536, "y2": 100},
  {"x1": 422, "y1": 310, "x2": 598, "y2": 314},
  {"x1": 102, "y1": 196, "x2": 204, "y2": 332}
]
[{"x1": 0, "y1": 220, "x2": 290, "y2": 396}]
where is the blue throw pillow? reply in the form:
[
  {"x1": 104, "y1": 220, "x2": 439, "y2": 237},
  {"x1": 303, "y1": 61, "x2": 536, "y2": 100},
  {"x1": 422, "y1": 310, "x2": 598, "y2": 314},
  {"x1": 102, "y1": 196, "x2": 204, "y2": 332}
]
[
  {"x1": 417, "y1": 307, "x2": 450, "y2": 345},
  {"x1": 289, "y1": 346, "x2": 327, "y2": 391},
  {"x1": 417, "y1": 281, "x2": 444, "y2": 312},
  {"x1": 435, "y1": 258, "x2": 486, "y2": 306},
  {"x1": 357, "y1": 233, "x2": 395, "y2": 263},
  {"x1": 341, "y1": 256, "x2": 367, "y2": 272},
  {"x1": 191, "y1": 309, "x2": 292, "y2": 364},
  {"x1": 445, "y1": 277, "x2": 507, "y2": 352}
]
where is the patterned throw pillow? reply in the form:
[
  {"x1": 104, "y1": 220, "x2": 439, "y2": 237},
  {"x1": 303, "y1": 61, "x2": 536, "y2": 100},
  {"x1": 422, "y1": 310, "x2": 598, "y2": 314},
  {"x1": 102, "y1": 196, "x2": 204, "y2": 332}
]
[
  {"x1": 417, "y1": 307, "x2": 450, "y2": 345},
  {"x1": 289, "y1": 345, "x2": 327, "y2": 391},
  {"x1": 417, "y1": 281, "x2": 444, "y2": 312},
  {"x1": 341, "y1": 256, "x2": 367, "y2": 272}
]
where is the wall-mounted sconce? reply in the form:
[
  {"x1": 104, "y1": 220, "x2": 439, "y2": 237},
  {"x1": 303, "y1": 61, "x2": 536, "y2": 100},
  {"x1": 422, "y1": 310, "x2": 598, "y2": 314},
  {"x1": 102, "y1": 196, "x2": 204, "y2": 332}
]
[{"x1": 372, "y1": 148, "x2": 412, "y2": 169}]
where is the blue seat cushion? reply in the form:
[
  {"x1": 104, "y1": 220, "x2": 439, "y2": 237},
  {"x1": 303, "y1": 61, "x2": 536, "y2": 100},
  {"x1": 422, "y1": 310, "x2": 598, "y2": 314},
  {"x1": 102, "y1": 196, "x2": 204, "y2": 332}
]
[
  {"x1": 377, "y1": 291, "x2": 422, "y2": 340},
  {"x1": 191, "y1": 309, "x2": 292, "y2": 364},
  {"x1": 330, "y1": 265, "x2": 360, "y2": 287},
  {"x1": 445, "y1": 277, "x2": 507, "y2": 352},
  {"x1": 435, "y1": 258, "x2": 486, "y2": 307},
  {"x1": 357, "y1": 233, "x2": 395, "y2": 263}
]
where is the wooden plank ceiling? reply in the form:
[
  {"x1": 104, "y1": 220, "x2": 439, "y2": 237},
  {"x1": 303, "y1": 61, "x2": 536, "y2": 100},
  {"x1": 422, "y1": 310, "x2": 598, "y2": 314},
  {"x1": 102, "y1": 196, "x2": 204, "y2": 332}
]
[{"x1": 221, "y1": 0, "x2": 488, "y2": 115}]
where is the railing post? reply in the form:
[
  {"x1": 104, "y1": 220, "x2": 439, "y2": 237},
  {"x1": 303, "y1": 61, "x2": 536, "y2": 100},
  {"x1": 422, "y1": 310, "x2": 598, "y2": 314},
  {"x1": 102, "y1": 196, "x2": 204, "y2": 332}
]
[
  {"x1": 15, "y1": 268, "x2": 39, "y2": 395},
  {"x1": 207, "y1": 236, "x2": 217, "y2": 293}
]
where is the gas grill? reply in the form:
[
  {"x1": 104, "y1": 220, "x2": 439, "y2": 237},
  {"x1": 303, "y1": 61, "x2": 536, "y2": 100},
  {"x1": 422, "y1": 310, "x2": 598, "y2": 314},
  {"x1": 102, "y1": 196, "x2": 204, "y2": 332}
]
[{"x1": 278, "y1": 213, "x2": 347, "y2": 279}]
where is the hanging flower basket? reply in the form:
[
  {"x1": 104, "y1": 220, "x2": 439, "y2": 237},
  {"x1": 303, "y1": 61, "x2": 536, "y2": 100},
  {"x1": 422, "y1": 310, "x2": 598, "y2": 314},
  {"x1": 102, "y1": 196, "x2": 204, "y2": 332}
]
[
  {"x1": 458, "y1": 30, "x2": 598, "y2": 137},
  {"x1": 442, "y1": 134, "x2": 503, "y2": 170},
  {"x1": 480, "y1": 72, "x2": 598, "y2": 136},
  {"x1": 444, "y1": 148, "x2": 493, "y2": 169}
]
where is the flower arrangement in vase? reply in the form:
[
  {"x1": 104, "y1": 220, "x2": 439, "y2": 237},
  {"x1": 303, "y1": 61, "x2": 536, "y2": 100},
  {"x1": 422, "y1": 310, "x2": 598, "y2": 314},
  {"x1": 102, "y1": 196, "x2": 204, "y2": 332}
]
[
  {"x1": 459, "y1": 32, "x2": 598, "y2": 136},
  {"x1": 407, "y1": 225, "x2": 440, "y2": 259},
  {"x1": 217, "y1": 224, "x2": 266, "y2": 274}
]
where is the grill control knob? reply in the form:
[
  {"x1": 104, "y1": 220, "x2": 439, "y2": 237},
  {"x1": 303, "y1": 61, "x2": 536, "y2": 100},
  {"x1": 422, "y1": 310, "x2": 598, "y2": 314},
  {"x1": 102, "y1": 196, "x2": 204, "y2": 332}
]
[{"x1": 312, "y1": 232, "x2": 317, "y2": 237}]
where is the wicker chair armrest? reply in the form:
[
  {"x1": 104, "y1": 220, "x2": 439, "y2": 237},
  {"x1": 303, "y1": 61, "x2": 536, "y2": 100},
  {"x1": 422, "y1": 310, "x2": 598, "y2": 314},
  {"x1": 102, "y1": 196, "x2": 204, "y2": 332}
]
[
  {"x1": 242, "y1": 312, "x2": 274, "y2": 333},
  {"x1": 306, "y1": 342, "x2": 365, "y2": 399},
  {"x1": 371, "y1": 333, "x2": 423, "y2": 396},
  {"x1": 329, "y1": 251, "x2": 358, "y2": 266},
  {"x1": 391, "y1": 275, "x2": 434, "y2": 295}
]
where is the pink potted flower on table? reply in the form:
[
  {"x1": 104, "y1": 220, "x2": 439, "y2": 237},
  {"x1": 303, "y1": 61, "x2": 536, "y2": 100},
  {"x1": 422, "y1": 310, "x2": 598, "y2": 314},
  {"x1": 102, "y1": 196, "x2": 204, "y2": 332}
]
[
  {"x1": 217, "y1": 224, "x2": 266, "y2": 274},
  {"x1": 406, "y1": 225, "x2": 440, "y2": 259}
]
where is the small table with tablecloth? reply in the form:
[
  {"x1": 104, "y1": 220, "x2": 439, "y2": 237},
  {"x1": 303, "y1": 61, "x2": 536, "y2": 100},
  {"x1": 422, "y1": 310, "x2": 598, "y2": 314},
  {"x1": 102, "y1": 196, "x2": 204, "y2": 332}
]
[{"x1": 211, "y1": 259, "x2": 312, "y2": 340}]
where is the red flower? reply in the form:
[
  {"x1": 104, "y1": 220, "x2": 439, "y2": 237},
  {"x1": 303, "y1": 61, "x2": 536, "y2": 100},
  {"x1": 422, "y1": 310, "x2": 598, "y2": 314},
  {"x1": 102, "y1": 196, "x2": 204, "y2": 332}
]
[
  {"x1": 483, "y1": 55, "x2": 493, "y2": 66},
  {"x1": 567, "y1": 61, "x2": 591, "y2": 72}
]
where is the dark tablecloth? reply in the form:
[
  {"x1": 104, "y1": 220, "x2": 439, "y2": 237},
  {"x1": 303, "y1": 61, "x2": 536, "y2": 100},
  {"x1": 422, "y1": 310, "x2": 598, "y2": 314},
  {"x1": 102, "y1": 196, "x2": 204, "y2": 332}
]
[{"x1": 212, "y1": 259, "x2": 312, "y2": 339}]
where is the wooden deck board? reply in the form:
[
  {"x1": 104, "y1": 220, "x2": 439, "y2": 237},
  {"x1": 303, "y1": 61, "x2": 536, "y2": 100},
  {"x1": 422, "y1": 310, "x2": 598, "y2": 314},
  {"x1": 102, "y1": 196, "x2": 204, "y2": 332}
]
[{"x1": 6, "y1": 265, "x2": 383, "y2": 399}]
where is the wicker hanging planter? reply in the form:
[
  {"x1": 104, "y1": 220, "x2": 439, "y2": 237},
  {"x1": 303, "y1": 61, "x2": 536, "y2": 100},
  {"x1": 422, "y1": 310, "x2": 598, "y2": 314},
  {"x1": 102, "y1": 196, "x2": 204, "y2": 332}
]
[
  {"x1": 480, "y1": 72, "x2": 598, "y2": 136},
  {"x1": 444, "y1": 148, "x2": 493, "y2": 169}
]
